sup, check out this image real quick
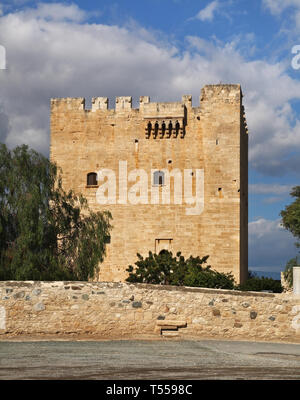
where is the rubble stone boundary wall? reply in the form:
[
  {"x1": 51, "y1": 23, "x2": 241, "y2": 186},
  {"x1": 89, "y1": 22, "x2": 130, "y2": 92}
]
[{"x1": 1, "y1": 281, "x2": 300, "y2": 343}]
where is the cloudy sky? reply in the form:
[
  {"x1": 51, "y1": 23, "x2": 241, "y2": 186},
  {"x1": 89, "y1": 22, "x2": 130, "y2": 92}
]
[{"x1": 0, "y1": 0, "x2": 300, "y2": 278}]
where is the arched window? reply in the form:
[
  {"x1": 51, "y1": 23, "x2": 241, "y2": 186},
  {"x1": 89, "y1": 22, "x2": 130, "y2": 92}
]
[
  {"x1": 153, "y1": 170, "x2": 165, "y2": 186},
  {"x1": 87, "y1": 172, "x2": 98, "y2": 186}
]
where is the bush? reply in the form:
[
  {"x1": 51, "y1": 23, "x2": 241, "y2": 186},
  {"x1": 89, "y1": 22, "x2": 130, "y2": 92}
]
[
  {"x1": 126, "y1": 250, "x2": 236, "y2": 289},
  {"x1": 183, "y1": 268, "x2": 235, "y2": 289},
  {"x1": 237, "y1": 272, "x2": 283, "y2": 293}
]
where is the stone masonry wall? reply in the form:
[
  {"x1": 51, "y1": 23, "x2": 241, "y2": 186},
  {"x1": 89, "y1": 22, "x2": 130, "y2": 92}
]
[
  {"x1": 50, "y1": 84, "x2": 248, "y2": 284},
  {"x1": 1, "y1": 281, "x2": 300, "y2": 343}
]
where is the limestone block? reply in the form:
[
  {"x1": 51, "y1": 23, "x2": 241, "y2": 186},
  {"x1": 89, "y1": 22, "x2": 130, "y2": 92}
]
[
  {"x1": 115, "y1": 96, "x2": 132, "y2": 111},
  {"x1": 161, "y1": 331, "x2": 179, "y2": 337},
  {"x1": 92, "y1": 97, "x2": 108, "y2": 111},
  {"x1": 156, "y1": 320, "x2": 187, "y2": 327}
]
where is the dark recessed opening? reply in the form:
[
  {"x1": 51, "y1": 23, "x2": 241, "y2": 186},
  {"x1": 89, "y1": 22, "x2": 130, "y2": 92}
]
[
  {"x1": 168, "y1": 121, "x2": 172, "y2": 136},
  {"x1": 135, "y1": 139, "x2": 139, "y2": 143},
  {"x1": 154, "y1": 122, "x2": 159, "y2": 137},
  {"x1": 147, "y1": 121, "x2": 152, "y2": 138},
  {"x1": 87, "y1": 172, "x2": 97, "y2": 186},
  {"x1": 104, "y1": 235, "x2": 111, "y2": 244}
]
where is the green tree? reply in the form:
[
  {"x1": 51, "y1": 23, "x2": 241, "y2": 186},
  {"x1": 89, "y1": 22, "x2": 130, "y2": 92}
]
[
  {"x1": 281, "y1": 186, "x2": 300, "y2": 249},
  {"x1": 237, "y1": 271, "x2": 283, "y2": 293},
  {"x1": 283, "y1": 257, "x2": 298, "y2": 288},
  {"x1": 0, "y1": 143, "x2": 112, "y2": 281},
  {"x1": 280, "y1": 186, "x2": 300, "y2": 290},
  {"x1": 126, "y1": 250, "x2": 236, "y2": 289}
]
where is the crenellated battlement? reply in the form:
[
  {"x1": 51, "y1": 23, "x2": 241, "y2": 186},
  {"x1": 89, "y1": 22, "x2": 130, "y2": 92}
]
[
  {"x1": 200, "y1": 84, "x2": 241, "y2": 103},
  {"x1": 50, "y1": 84, "x2": 247, "y2": 140},
  {"x1": 50, "y1": 94, "x2": 191, "y2": 113},
  {"x1": 92, "y1": 97, "x2": 108, "y2": 111},
  {"x1": 50, "y1": 97, "x2": 85, "y2": 111},
  {"x1": 50, "y1": 84, "x2": 242, "y2": 114}
]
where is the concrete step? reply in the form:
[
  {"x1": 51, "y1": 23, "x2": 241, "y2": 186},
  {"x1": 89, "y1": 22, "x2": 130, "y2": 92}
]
[{"x1": 161, "y1": 330, "x2": 179, "y2": 337}]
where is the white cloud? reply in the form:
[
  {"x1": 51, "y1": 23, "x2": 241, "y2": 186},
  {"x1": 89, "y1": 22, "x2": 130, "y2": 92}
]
[
  {"x1": 186, "y1": 36, "x2": 300, "y2": 175},
  {"x1": 249, "y1": 218, "x2": 282, "y2": 238},
  {"x1": 0, "y1": 6, "x2": 185, "y2": 154},
  {"x1": 249, "y1": 218, "x2": 298, "y2": 268},
  {"x1": 250, "y1": 184, "x2": 295, "y2": 204},
  {"x1": 263, "y1": 0, "x2": 300, "y2": 15},
  {"x1": 195, "y1": 1, "x2": 220, "y2": 22},
  {"x1": 21, "y1": 3, "x2": 88, "y2": 22},
  {"x1": 262, "y1": 196, "x2": 284, "y2": 204},
  {"x1": 249, "y1": 184, "x2": 294, "y2": 195},
  {"x1": 0, "y1": 3, "x2": 300, "y2": 178},
  {"x1": 263, "y1": 0, "x2": 300, "y2": 32}
]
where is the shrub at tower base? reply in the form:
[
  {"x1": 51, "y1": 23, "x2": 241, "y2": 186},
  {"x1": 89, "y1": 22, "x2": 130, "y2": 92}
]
[
  {"x1": 126, "y1": 251, "x2": 283, "y2": 292},
  {"x1": 126, "y1": 250, "x2": 236, "y2": 289},
  {"x1": 0, "y1": 143, "x2": 112, "y2": 281}
]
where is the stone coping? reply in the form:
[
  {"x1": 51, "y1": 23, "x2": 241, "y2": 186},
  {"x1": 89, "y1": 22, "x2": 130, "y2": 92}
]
[{"x1": 0, "y1": 280, "x2": 275, "y2": 298}]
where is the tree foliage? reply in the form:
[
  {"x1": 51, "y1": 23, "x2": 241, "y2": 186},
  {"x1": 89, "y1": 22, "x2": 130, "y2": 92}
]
[
  {"x1": 281, "y1": 186, "x2": 300, "y2": 249},
  {"x1": 236, "y1": 272, "x2": 283, "y2": 293},
  {"x1": 0, "y1": 143, "x2": 112, "y2": 281},
  {"x1": 280, "y1": 186, "x2": 300, "y2": 289},
  {"x1": 126, "y1": 250, "x2": 236, "y2": 289},
  {"x1": 283, "y1": 257, "x2": 298, "y2": 288}
]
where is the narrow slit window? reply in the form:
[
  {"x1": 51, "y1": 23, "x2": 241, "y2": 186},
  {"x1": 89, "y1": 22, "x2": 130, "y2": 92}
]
[
  {"x1": 154, "y1": 122, "x2": 159, "y2": 138},
  {"x1": 161, "y1": 121, "x2": 166, "y2": 137},
  {"x1": 168, "y1": 121, "x2": 172, "y2": 137},
  {"x1": 175, "y1": 121, "x2": 180, "y2": 137},
  {"x1": 147, "y1": 122, "x2": 152, "y2": 138}
]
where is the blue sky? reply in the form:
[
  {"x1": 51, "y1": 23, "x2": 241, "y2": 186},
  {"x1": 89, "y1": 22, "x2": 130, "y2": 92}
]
[{"x1": 0, "y1": 0, "x2": 300, "y2": 278}]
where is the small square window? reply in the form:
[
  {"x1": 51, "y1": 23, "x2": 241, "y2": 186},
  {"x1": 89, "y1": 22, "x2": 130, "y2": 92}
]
[{"x1": 87, "y1": 172, "x2": 98, "y2": 186}]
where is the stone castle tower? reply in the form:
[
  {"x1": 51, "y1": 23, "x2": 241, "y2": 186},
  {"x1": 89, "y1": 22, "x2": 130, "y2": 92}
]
[{"x1": 50, "y1": 84, "x2": 248, "y2": 284}]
